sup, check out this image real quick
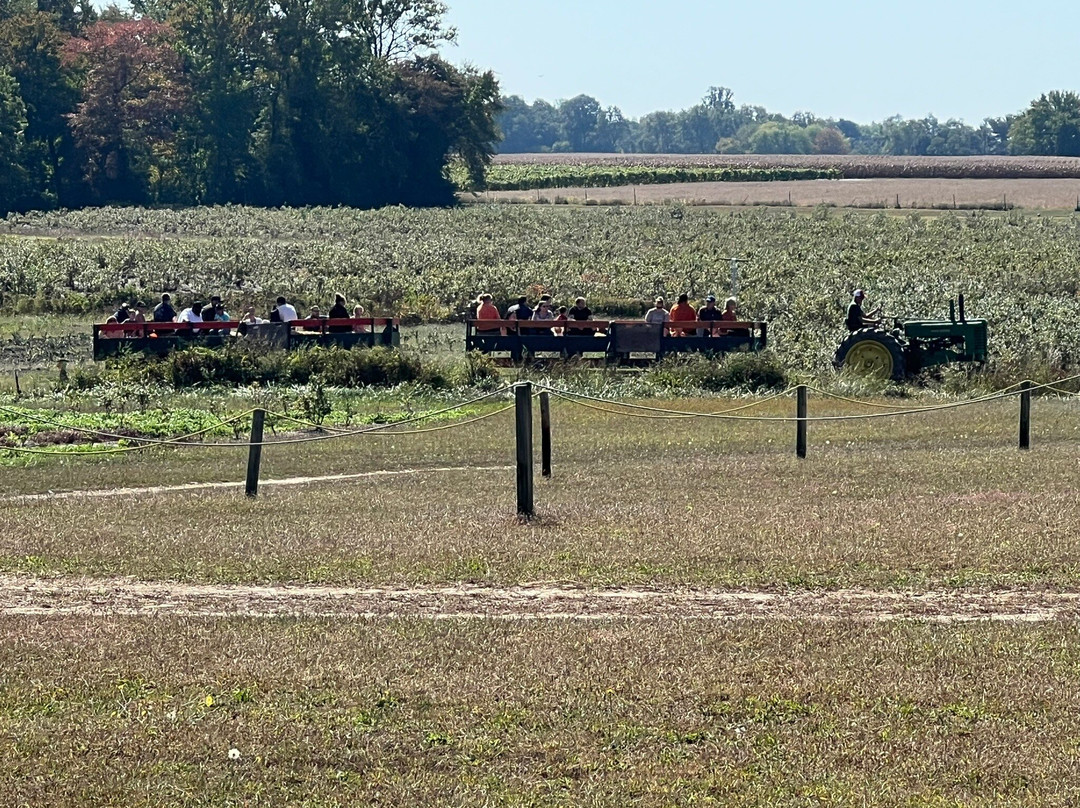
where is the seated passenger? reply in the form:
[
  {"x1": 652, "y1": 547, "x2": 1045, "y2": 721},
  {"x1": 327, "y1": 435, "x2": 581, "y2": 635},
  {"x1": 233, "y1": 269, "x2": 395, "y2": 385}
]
[
  {"x1": 668, "y1": 293, "x2": 697, "y2": 336},
  {"x1": 644, "y1": 297, "x2": 669, "y2": 326},
  {"x1": 474, "y1": 293, "x2": 501, "y2": 332},
  {"x1": 352, "y1": 304, "x2": 368, "y2": 333},
  {"x1": 552, "y1": 306, "x2": 568, "y2": 336},
  {"x1": 567, "y1": 296, "x2": 593, "y2": 335},
  {"x1": 176, "y1": 301, "x2": 204, "y2": 324},
  {"x1": 532, "y1": 300, "x2": 556, "y2": 322},
  {"x1": 123, "y1": 301, "x2": 146, "y2": 337},
  {"x1": 200, "y1": 295, "x2": 222, "y2": 322},
  {"x1": 152, "y1": 293, "x2": 176, "y2": 322},
  {"x1": 241, "y1": 306, "x2": 266, "y2": 325},
  {"x1": 718, "y1": 297, "x2": 750, "y2": 338},
  {"x1": 274, "y1": 296, "x2": 298, "y2": 322},
  {"x1": 845, "y1": 289, "x2": 881, "y2": 332},
  {"x1": 697, "y1": 295, "x2": 723, "y2": 336},
  {"x1": 506, "y1": 295, "x2": 533, "y2": 322},
  {"x1": 720, "y1": 297, "x2": 738, "y2": 322},
  {"x1": 328, "y1": 293, "x2": 351, "y2": 333}
]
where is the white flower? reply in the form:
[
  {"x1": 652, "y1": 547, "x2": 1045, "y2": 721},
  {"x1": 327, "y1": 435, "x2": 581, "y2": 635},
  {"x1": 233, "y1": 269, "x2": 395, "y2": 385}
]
[{"x1": 228, "y1": 748, "x2": 241, "y2": 760}]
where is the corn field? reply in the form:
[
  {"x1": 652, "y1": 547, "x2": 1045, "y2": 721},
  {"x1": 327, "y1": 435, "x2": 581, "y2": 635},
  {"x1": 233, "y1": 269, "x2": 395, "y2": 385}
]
[{"x1": 2, "y1": 204, "x2": 1078, "y2": 374}]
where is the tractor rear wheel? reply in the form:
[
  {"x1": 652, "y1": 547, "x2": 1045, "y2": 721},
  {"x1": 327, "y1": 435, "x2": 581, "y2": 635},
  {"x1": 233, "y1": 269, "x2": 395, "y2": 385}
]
[{"x1": 834, "y1": 329, "x2": 907, "y2": 381}]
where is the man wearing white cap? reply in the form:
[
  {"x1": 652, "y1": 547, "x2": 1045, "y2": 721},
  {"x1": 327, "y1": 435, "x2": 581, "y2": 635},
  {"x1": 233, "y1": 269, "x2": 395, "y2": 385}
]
[{"x1": 845, "y1": 289, "x2": 881, "y2": 331}]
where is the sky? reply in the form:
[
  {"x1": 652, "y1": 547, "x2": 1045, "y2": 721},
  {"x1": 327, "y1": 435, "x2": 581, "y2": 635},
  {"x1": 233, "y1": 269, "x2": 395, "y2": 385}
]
[{"x1": 442, "y1": 0, "x2": 1080, "y2": 125}]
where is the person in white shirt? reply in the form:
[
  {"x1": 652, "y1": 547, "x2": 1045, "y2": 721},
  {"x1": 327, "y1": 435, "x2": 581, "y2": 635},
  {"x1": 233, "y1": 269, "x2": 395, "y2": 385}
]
[
  {"x1": 274, "y1": 296, "x2": 298, "y2": 322},
  {"x1": 644, "y1": 297, "x2": 670, "y2": 326},
  {"x1": 177, "y1": 301, "x2": 204, "y2": 323}
]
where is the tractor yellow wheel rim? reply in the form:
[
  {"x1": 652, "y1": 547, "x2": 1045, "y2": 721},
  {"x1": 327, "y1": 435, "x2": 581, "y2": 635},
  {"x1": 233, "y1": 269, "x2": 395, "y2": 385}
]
[{"x1": 845, "y1": 340, "x2": 894, "y2": 378}]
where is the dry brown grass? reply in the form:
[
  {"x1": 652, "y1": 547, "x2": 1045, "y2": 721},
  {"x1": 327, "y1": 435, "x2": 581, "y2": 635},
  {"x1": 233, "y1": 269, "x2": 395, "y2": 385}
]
[
  {"x1": 3, "y1": 395, "x2": 1079, "y2": 589},
  {"x1": 3, "y1": 615, "x2": 1080, "y2": 806}
]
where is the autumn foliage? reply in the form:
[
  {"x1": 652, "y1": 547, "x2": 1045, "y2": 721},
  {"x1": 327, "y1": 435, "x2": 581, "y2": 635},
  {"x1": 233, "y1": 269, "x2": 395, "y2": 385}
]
[{"x1": 0, "y1": 0, "x2": 500, "y2": 212}]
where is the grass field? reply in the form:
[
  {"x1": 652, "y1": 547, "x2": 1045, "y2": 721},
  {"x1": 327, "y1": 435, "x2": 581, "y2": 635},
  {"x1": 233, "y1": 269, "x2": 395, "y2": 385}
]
[
  {"x1": 5, "y1": 616, "x2": 1080, "y2": 806},
  {"x1": 3, "y1": 388, "x2": 1080, "y2": 804},
  {"x1": 3, "y1": 191, "x2": 1080, "y2": 803}
]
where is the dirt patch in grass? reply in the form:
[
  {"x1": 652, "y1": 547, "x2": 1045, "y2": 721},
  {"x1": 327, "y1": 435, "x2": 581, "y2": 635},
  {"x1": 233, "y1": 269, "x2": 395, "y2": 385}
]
[{"x1": 2, "y1": 574, "x2": 1079, "y2": 622}]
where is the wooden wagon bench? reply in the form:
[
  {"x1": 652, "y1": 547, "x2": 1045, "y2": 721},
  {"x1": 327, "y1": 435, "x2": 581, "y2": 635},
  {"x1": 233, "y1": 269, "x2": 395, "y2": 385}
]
[
  {"x1": 92, "y1": 317, "x2": 400, "y2": 360},
  {"x1": 465, "y1": 318, "x2": 767, "y2": 364}
]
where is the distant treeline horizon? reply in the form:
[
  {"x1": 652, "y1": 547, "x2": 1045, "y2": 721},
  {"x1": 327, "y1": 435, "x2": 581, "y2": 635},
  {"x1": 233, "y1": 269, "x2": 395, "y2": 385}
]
[{"x1": 496, "y1": 87, "x2": 1080, "y2": 158}]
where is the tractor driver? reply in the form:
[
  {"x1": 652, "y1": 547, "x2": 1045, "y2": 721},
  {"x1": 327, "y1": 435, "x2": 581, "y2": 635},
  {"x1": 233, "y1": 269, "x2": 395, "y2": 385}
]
[{"x1": 845, "y1": 289, "x2": 882, "y2": 332}]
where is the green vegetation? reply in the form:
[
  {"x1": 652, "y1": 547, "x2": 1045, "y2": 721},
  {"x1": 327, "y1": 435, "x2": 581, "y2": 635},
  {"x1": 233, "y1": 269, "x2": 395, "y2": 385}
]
[
  {"x1": 0, "y1": 0, "x2": 499, "y2": 212},
  {"x1": 4, "y1": 204, "x2": 1080, "y2": 381},
  {"x1": 499, "y1": 85, "x2": 1080, "y2": 159},
  {"x1": 471, "y1": 163, "x2": 841, "y2": 191},
  {"x1": 3, "y1": 392, "x2": 1079, "y2": 588}
]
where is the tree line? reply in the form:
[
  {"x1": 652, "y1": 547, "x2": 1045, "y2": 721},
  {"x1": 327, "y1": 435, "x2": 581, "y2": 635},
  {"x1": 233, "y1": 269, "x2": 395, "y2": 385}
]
[
  {"x1": 498, "y1": 87, "x2": 1080, "y2": 158},
  {"x1": 0, "y1": 0, "x2": 501, "y2": 214}
]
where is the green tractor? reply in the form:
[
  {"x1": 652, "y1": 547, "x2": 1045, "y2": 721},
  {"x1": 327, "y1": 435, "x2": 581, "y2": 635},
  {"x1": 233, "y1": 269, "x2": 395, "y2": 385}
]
[{"x1": 834, "y1": 294, "x2": 988, "y2": 381}]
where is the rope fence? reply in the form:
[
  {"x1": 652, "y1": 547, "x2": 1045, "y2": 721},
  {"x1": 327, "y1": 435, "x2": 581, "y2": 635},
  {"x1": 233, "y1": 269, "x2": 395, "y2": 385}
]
[{"x1": 3, "y1": 374, "x2": 1079, "y2": 513}]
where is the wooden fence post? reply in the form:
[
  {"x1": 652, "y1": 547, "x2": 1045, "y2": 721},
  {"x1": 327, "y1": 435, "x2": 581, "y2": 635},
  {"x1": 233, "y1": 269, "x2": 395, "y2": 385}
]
[
  {"x1": 796, "y1": 385, "x2": 808, "y2": 459},
  {"x1": 246, "y1": 408, "x2": 266, "y2": 498},
  {"x1": 515, "y1": 383, "x2": 534, "y2": 516},
  {"x1": 1019, "y1": 381, "x2": 1031, "y2": 451},
  {"x1": 540, "y1": 391, "x2": 552, "y2": 477}
]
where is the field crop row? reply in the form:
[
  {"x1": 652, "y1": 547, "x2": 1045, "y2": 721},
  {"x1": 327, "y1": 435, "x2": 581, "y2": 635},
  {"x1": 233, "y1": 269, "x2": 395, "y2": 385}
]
[
  {"x1": 3, "y1": 205, "x2": 1080, "y2": 376},
  {"x1": 493, "y1": 152, "x2": 1080, "y2": 179},
  {"x1": 476, "y1": 164, "x2": 840, "y2": 191}
]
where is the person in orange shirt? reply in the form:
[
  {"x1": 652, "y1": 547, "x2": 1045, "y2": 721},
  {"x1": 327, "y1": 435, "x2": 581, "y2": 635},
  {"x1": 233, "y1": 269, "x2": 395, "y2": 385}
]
[
  {"x1": 667, "y1": 293, "x2": 698, "y2": 336},
  {"x1": 474, "y1": 293, "x2": 501, "y2": 332}
]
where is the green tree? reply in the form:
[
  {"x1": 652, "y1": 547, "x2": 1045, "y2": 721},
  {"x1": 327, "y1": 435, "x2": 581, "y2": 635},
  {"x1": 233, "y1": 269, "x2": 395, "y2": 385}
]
[
  {"x1": 813, "y1": 126, "x2": 849, "y2": 155},
  {"x1": 748, "y1": 121, "x2": 812, "y2": 154},
  {"x1": 559, "y1": 94, "x2": 601, "y2": 151},
  {"x1": 164, "y1": 0, "x2": 265, "y2": 202},
  {"x1": 0, "y1": 66, "x2": 32, "y2": 213},
  {"x1": 636, "y1": 110, "x2": 679, "y2": 152},
  {"x1": 348, "y1": 0, "x2": 455, "y2": 60},
  {"x1": 0, "y1": 10, "x2": 81, "y2": 205},
  {"x1": 1009, "y1": 91, "x2": 1080, "y2": 156},
  {"x1": 496, "y1": 95, "x2": 560, "y2": 153}
]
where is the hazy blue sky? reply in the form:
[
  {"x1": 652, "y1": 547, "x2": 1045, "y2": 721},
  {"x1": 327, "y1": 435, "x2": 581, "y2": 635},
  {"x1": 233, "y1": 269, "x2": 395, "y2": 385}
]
[{"x1": 443, "y1": 0, "x2": 1080, "y2": 124}]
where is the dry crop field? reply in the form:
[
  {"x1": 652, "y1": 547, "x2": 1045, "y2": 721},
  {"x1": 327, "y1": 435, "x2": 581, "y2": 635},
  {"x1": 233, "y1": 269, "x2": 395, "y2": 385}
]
[
  {"x1": 4, "y1": 391, "x2": 1080, "y2": 804},
  {"x1": 482, "y1": 176, "x2": 1080, "y2": 211},
  {"x1": 482, "y1": 153, "x2": 1080, "y2": 210},
  {"x1": 492, "y1": 153, "x2": 1080, "y2": 179}
]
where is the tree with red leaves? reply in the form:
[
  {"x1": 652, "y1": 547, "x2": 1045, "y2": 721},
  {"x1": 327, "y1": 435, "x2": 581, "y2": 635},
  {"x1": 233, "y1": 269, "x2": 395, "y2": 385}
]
[{"x1": 63, "y1": 18, "x2": 189, "y2": 203}]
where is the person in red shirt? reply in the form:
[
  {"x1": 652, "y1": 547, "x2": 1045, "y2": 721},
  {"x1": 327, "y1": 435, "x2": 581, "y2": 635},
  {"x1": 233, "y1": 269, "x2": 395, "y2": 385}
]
[
  {"x1": 667, "y1": 293, "x2": 698, "y2": 336},
  {"x1": 474, "y1": 293, "x2": 501, "y2": 332}
]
